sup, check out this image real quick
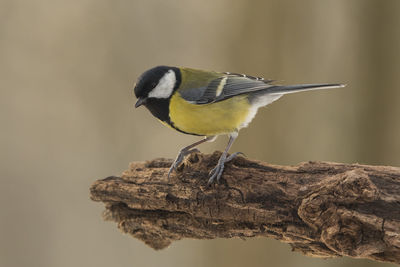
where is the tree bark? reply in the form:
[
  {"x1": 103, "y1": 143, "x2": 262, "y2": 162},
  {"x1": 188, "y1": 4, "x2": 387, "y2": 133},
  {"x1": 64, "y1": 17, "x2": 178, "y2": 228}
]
[{"x1": 90, "y1": 152, "x2": 400, "y2": 265}]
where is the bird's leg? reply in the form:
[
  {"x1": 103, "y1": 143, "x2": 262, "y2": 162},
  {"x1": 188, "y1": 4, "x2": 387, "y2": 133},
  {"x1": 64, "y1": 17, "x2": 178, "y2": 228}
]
[
  {"x1": 168, "y1": 136, "x2": 215, "y2": 178},
  {"x1": 208, "y1": 132, "x2": 238, "y2": 185}
]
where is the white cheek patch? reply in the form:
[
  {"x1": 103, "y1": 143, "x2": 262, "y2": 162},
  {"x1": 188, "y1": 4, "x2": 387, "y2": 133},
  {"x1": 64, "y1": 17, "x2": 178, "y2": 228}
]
[{"x1": 148, "y1": 70, "x2": 176, "y2": 99}]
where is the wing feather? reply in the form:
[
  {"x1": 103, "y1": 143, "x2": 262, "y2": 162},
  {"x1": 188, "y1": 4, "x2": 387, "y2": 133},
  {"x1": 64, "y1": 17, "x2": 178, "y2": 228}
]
[{"x1": 193, "y1": 74, "x2": 274, "y2": 104}]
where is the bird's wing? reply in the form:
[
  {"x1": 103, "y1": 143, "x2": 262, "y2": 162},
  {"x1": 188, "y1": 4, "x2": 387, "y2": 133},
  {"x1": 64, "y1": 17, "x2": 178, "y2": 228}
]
[
  {"x1": 195, "y1": 74, "x2": 274, "y2": 104},
  {"x1": 178, "y1": 69, "x2": 274, "y2": 104}
]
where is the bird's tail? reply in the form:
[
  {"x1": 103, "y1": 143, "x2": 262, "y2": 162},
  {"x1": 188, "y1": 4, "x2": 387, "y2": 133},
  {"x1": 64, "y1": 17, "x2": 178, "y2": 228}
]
[{"x1": 266, "y1": 83, "x2": 345, "y2": 95}]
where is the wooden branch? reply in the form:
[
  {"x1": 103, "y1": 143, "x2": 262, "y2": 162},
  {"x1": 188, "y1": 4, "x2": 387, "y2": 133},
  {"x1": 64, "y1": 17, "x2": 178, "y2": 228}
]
[{"x1": 90, "y1": 152, "x2": 400, "y2": 265}]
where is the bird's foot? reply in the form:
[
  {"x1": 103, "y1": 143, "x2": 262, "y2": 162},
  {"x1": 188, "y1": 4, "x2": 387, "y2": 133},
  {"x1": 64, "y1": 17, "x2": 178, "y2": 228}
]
[
  {"x1": 207, "y1": 160, "x2": 225, "y2": 185},
  {"x1": 207, "y1": 152, "x2": 245, "y2": 185},
  {"x1": 225, "y1": 151, "x2": 246, "y2": 162},
  {"x1": 168, "y1": 148, "x2": 200, "y2": 178}
]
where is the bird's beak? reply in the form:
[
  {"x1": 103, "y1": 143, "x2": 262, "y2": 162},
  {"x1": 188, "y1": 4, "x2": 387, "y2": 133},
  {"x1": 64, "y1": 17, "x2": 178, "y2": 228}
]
[{"x1": 135, "y1": 97, "x2": 146, "y2": 108}]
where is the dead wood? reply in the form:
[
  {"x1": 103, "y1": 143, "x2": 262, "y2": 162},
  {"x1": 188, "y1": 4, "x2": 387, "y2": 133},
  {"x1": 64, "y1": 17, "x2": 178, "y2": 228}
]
[{"x1": 90, "y1": 152, "x2": 400, "y2": 265}]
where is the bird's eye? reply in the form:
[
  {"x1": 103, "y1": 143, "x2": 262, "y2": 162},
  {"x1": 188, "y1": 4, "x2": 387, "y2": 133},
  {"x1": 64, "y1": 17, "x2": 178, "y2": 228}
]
[{"x1": 151, "y1": 82, "x2": 157, "y2": 88}]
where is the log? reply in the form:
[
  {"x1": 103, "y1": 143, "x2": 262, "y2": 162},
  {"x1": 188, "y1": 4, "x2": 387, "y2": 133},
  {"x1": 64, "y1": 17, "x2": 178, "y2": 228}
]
[{"x1": 90, "y1": 152, "x2": 400, "y2": 265}]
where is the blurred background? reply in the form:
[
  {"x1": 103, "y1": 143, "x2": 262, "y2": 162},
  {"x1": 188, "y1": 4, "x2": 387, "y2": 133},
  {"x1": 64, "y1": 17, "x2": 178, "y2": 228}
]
[{"x1": 1, "y1": 0, "x2": 399, "y2": 266}]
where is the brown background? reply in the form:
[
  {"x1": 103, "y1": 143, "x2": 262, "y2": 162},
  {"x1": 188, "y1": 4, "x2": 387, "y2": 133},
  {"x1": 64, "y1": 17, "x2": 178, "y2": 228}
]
[{"x1": 1, "y1": 0, "x2": 399, "y2": 267}]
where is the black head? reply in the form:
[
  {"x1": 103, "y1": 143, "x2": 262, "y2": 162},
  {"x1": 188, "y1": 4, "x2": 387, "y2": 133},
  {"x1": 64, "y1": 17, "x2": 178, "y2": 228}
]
[{"x1": 134, "y1": 66, "x2": 181, "y2": 108}]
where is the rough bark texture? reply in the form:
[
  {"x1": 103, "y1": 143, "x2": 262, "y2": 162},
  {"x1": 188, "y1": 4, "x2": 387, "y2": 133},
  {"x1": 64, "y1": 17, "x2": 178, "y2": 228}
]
[{"x1": 90, "y1": 152, "x2": 400, "y2": 265}]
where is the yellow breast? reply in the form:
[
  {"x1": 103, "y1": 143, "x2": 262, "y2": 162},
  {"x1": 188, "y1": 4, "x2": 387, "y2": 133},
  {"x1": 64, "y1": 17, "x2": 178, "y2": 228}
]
[{"x1": 169, "y1": 93, "x2": 251, "y2": 136}]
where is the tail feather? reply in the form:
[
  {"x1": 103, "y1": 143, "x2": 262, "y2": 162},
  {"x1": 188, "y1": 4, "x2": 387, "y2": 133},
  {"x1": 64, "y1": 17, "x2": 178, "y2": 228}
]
[{"x1": 266, "y1": 83, "x2": 345, "y2": 95}]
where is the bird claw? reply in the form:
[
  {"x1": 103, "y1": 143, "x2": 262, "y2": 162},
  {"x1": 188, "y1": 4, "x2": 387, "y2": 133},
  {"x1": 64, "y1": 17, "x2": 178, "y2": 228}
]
[
  {"x1": 168, "y1": 148, "x2": 200, "y2": 178},
  {"x1": 207, "y1": 161, "x2": 225, "y2": 185},
  {"x1": 225, "y1": 151, "x2": 245, "y2": 162},
  {"x1": 207, "y1": 152, "x2": 245, "y2": 185}
]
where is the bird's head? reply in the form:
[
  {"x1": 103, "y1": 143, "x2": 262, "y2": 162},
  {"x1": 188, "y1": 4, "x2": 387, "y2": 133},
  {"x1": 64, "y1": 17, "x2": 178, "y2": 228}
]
[{"x1": 134, "y1": 66, "x2": 180, "y2": 108}]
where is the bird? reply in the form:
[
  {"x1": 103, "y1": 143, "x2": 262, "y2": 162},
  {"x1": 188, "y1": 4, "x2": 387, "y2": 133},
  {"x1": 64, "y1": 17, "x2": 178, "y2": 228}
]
[{"x1": 133, "y1": 66, "x2": 344, "y2": 185}]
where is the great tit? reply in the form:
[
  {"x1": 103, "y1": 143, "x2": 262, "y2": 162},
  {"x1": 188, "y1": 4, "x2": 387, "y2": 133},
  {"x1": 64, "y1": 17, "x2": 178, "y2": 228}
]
[{"x1": 134, "y1": 66, "x2": 344, "y2": 184}]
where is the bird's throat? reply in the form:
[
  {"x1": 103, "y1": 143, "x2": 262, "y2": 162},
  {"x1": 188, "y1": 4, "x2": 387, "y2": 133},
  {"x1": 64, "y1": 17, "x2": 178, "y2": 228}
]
[
  {"x1": 144, "y1": 98, "x2": 170, "y2": 123},
  {"x1": 144, "y1": 97, "x2": 201, "y2": 136}
]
